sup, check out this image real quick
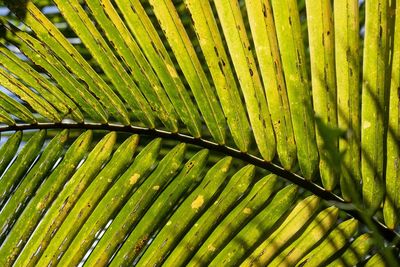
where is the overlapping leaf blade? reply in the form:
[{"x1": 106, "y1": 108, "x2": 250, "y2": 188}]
[{"x1": 0, "y1": 0, "x2": 398, "y2": 265}]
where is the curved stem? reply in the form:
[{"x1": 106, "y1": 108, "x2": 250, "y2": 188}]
[{"x1": 0, "y1": 122, "x2": 399, "y2": 248}]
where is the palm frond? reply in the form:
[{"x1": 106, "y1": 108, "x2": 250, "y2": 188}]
[{"x1": 0, "y1": 0, "x2": 399, "y2": 266}]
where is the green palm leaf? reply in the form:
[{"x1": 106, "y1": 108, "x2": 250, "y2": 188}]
[{"x1": 0, "y1": 0, "x2": 399, "y2": 266}]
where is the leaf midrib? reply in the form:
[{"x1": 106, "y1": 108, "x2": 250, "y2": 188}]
[{"x1": 0, "y1": 121, "x2": 399, "y2": 249}]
